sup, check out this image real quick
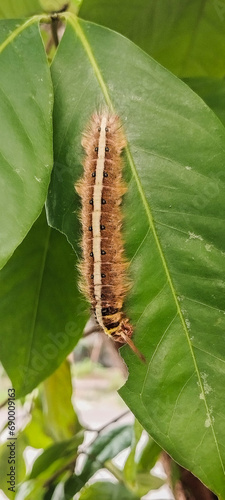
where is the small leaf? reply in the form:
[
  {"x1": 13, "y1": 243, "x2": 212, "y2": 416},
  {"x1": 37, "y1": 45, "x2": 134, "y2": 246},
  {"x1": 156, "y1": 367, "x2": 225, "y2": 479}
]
[
  {"x1": 42, "y1": 360, "x2": 81, "y2": 441},
  {"x1": 22, "y1": 399, "x2": 53, "y2": 449},
  {"x1": 123, "y1": 420, "x2": 143, "y2": 486},
  {"x1": 0, "y1": 18, "x2": 53, "y2": 269},
  {"x1": 124, "y1": 447, "x2": 136, "y2": 487},
  {"x1": 137, "y1": 437, "x2": 162, "y2": 473},
  {"x1": 80, "y1": 425, "x2": 133, "y2": 480},
  {"x1": 135, "y1": 472, "x2": 164, "y2": 496}
]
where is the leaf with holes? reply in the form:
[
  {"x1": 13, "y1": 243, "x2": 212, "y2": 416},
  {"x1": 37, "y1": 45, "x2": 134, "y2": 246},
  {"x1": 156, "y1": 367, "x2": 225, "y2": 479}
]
[{"x1": 47, "y1": 14, "x2": 225, "y2": 498}]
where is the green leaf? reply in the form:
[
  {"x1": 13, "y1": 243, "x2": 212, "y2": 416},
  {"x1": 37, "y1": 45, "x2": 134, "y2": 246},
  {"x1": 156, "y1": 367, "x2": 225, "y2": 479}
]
[
  {"x1": 137, "y1": 437, "x2": 162, "y2": 473},
  {"x1": 22, "y1": 398, "x2": 53, "y2": 449},
  {"x1": 39, "y1": 0, "x2": 70, "y2": 12},
  {"x1": 124, "y1": 448, "x2": 136, "y2": 488},
  {"x1": 0, "y1": 0, "x2": 43, "y2": 18},
  {"x1": 15, "y1": 479, "x2": 48, "y2": 500},
  {"x1": 29, "y1": 432, "x2": 83, "y2": 479},
  {"x1": 123, "y1": 422, "x2": 163, "y2": 496},
  {"x1": 79, "y1": 0, "x2": 225, "y2": 78},
  {"x1": 49, "y1": 15, "x2": 225, "y2": 498},
  {"x1": 0, "y1": 0, "x2": 82, "y2": 19},
  {"x1": 80, "y1": 425, "x2": 133, "y2": 480},
  {"x1": 0, "y1": 18, "x2": 53, "y2": 270},
  {"x1": 0, "y1": 211, "x2": 87, "y2": 397},
  {"x1": 135, "y1": 473, "x2": 164, "y2": 497},
  {"x1": 42, "y1": 360, "x2": 80, "y2": 441},
  {"x1": 184, "y1": 77, "x2": 225, "y2": 127},
  {"x1": 64, "y1": 425, "x2": 133, "y2": 496},
  {"x1": 0, "y1": 435, "x2": 26, "y2": 499},
  {"x1": 79, "y1": 481, "x2": 140, "y2": 500},
  {"x1": 123, "y1": 420, "x2": 143, "y2": 486}
]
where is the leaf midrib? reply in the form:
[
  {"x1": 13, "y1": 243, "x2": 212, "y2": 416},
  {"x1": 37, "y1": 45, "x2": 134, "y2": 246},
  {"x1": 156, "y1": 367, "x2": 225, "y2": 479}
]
[{"x1": 66, "y1": 12, "x2": 225, "y2": 474}]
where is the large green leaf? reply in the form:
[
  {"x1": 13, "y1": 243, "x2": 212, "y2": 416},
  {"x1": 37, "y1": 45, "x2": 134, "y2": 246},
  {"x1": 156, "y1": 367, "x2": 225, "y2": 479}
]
[
  {"x1": 48, "y1": 15, "x2": 225, "y2": 497},
  {"x1": 79, "y1": 0, "x2": 225, "y2": 78},
  {"x1": 0, "y1": 18, "x2": 53, "y2": 269},
  {"x1": 0, "y1": 211, "x2": 87, "y2": 397}
]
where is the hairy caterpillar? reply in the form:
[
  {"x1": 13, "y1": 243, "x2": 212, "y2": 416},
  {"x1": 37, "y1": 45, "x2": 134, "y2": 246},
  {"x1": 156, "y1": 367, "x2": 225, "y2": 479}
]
[{"x1": 76, "y1": 111, "x2": 144, "y2": 361}]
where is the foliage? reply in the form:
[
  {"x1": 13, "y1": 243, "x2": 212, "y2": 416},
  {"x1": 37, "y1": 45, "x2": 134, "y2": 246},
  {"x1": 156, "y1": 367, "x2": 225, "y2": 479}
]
[{"x1": 0, "y1": 0, "x2": 225, "y2": 498}]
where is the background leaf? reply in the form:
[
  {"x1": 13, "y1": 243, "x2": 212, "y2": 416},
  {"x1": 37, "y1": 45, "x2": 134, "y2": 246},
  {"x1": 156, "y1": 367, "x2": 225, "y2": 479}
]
[
  {"x1": 0, "y1": 0, "x2": 77, "y2": 18},
  {"x1": 22, "y1": 397, "x2": 54, "y2": 449},
  {"x1": 79, "y1": 481, "x2": 140, "y2": 500},
  {"x1": 29, "y1": 432, "x2": 83, "y2": 480},
  {"x1": 79, "y1": 0, "x2": 225, "y2": 78},
  {"x1": 42, "y1": 360, "x2": 80, "y2": 441},
  {"x1": 184, "y1": 77, "x2": 225, "y2": 127},
  {"x1": 64, "y1": 425, "x2": 133, "y2": 496},
  {"x1": 123, "y1": 423, "x2": 164, "y2": 496},
  {"x1": 39, "y1": 0, "x2": 81, "y2": 13},
  {"x1": 0, "y1": 435, "x2": 26, "y2": 499},
  {"x1": 0, "y1": 0, "x2": 43, "y2": 18},
  {"x1": 0, "y1": 211, "x2": 87, "y2": 397},
  {"x1": 80, "y1": 425, "x2": 133, "y2": 479},
  {"x1": 0, "y1": 18, "x2": 53, "y2": 269},
  {"x1": 48, "y1": 16, "x2": 225, "y2": 497},
  {"x1": 136, "y1": 437, "x2": 161, "y2": 474},
  {"x1": 123, "y1": 420, "x2": 143, "y2": 486}
]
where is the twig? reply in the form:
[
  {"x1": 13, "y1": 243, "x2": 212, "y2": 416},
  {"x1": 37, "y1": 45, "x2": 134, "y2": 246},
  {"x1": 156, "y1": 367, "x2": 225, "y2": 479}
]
[
  {"x1": 83, "y1": 410, "x2": 130, "y2": 437},
  {"x1": 104, "y1": 460, "x2": 125, "y2": 483},
  {"x1": 44, "y1": 456, "x2": 77, "y2": 488},
  {"x1": 50, "y1": 17, "x2": 59, "y2": 47},
  {"x1": 0, "y1": 398, "x2": 8, "y2": 409}
]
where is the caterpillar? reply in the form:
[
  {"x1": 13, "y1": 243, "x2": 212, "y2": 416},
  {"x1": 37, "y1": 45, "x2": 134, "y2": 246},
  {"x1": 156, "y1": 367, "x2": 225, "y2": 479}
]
[{"x1": 75, "y1": 111, "x2": 144, "y2": 361}]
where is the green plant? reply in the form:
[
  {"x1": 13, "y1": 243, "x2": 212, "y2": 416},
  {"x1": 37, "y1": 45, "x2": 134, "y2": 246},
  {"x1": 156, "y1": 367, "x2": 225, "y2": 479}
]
[{"x1": 0, "y1": 0, "x2": 225, "y2": 498}]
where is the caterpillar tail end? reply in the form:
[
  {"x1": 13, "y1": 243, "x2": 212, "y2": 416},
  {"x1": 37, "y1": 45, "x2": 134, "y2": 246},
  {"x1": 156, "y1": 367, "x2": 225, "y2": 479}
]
[
  {"x1": 120, "y1": 332, "x2": 146, "y2": 363},
  {"x1": 117, "y1": 319, "x2": 146, "y2": 363}
]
